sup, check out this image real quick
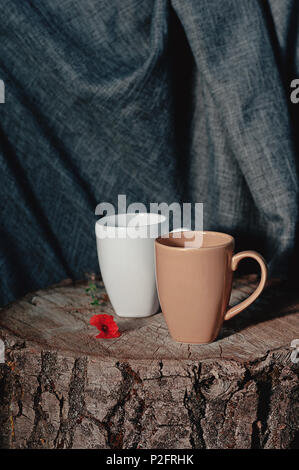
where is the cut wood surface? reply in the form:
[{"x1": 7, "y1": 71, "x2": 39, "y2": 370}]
[{"x1": 0, "y1": 275, "x2": 298, "y2": 449}]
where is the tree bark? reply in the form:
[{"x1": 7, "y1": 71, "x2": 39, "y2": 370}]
[{"x1": 0, "y1": 276, "x2": 298, "y2": 449}]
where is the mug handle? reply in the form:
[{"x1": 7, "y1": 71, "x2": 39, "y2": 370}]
[{"x1": 224, "y1": 251, "x2": 268, "y2": 321}]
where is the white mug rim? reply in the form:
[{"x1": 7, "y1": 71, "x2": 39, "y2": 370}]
[{"x1": 95, "y1": 212, "x2": 167, "y2": 238}]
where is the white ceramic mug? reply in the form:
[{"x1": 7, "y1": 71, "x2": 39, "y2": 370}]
[{"x1": 95, "y1": 212, "x2": 167, "y2": 318}]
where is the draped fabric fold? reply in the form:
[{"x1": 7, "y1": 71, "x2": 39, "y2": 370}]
[{"x1": 0, "y1": 0, "x2": 298, "y2": 306}]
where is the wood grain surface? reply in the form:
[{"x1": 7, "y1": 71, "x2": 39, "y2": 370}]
[{"x1": 0, "y1": 275, "x2": 298, "y2": 449}]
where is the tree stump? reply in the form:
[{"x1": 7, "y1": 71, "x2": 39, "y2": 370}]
[{"x1": 0, "y1": 276, "x2": 298, "y2": 449}]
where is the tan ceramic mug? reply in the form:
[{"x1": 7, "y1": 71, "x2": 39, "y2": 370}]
[{"x1": 155, "y1": 231, "x2": 268, "y2": 344}]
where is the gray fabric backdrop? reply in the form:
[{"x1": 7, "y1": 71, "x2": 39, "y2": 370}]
[{"x1": 0, "y1": 0, "x2": 298, "y2": 306}]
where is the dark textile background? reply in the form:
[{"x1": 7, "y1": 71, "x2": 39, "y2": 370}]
[{"x1": 0, "y1": 0, "x2": 298, "y2": 306}]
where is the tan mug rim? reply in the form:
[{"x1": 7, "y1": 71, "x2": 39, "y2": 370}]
[{"x1": 155, "y1": 230, "x2": 234, "y2": 251}]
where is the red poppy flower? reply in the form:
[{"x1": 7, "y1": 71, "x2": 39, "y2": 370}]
[{"x1": 89, "y1": 314, "x2": 121, "y2": 339}]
